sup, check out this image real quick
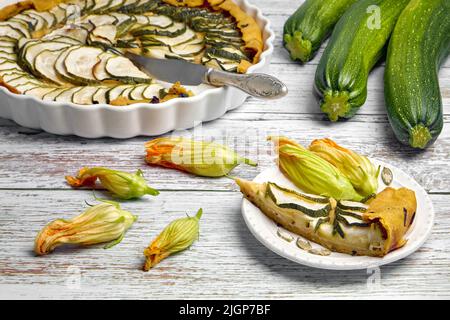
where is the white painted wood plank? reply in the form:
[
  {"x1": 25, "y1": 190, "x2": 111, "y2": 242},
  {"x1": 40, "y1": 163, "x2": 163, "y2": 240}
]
[
  {"x1": 0, "y1": 116, "x2": 449, "y2": 192},
  {"x1": 0, "y1": 190, "x2": 448, "y2": 299}
]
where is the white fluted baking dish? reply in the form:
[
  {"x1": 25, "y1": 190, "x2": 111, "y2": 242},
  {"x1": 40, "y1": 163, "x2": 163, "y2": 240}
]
[{"x1": 0, "y1": 0, "x2": 274, "y2": 138}]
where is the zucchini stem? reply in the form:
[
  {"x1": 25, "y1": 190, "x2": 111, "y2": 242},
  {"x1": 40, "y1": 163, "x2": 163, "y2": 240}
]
[
  {"x1": 284, "y1": 31, "x2": 312, "y2": 63},
  {"x1": 409, "y1": 124, "x2": 432, "y2": 149},
  {"x1": 320, "y1": 90, "x2": 351, "y2": 122}
]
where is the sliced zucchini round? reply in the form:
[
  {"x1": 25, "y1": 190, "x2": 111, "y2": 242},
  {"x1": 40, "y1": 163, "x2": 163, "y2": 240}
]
[
  {"x1": 170, "y1": 42, "x2": 204, "y2": 57},
  {"x1": 23, "y1": 11, "x2": 48, "y2": 31},
  {"x1": 128, "y1": 83, "x2": 147, "y2": 100},
  {"x1": 9, "y1": 76, "x2": 41, "y2": 93},
  {"x1": 142, "y1": 46, "x2": 173, "y2": 59},
  {"x1": 2, "y1": 20, "x2": 31, "y2": 38},
  {"x1": 33, "y1": 11, "x2": 57, "y2": 29},
  {"x1": 0, "y1": 24, "x2": 28, "y2": 40},
  {"x1": 142, "y1": 84, "x2": 164, "y2": 99},
  {"x1": 55, "y1": 46, "x2": 85, "y2": 85},
  {"x1": 144, "y1": 28, "x2": 196, "y2": 47},
  {"x1": 42, "y1": 88, "x2": 66, "y2": 101},
  {"x1": 0, "y1": 36, "x2": 16, "y2": 45},
  {"x1": 93, "y1": 51, "x2": 116, "y2": 81},
  {"x1": 0, "y1": 60, "x2": 21, "y2": 72},
  {"x1": 105, "y1": 55, "x2": 151, "y2": 83},
  {"x1": 106, "y1": 84, "x2": 133, "y2": 103},
  {"x1": 34, "y1": 49, "x2": 70, "y2": 85},
  {"x1": 92, "y1": 25, "x2": 117, "y2": 43},
  {"x1": 64, "y1": 46, "x2": 104, "y2": 84},
  {"x1": 23, "y1": 41, "x2": 71, "y2": 73},
  {"x1": 0, "y1": 46, "x2": 15, "y2": 54},
  {"x1": 49, "y1": 5, "x2": 67, "y2": 24},
  {"x1": 54, "y1": 87, "x2": 84, "y2": 103},
  {"x1": 11, "y1": 14, "x2": 38, "y2": 30},
  {"x1": 92, "y1": 86, "x2": 111, "y2": 104},
  {"x1": 61, "y1": 3, "x2": 82, "y2": 22},
  {"x1": 24, "y1": 86, "x2": 59, "y2": 99},
  {"x1": 43, "y1": 26, "x2": 89, "y2": 44},
  {"x1": 0, "y1": 52, "x2": 16, "y2": 61},
  {"x1": 72, "y1": 85, "x2": 100, "y2": 104},
  {"x1": 1, "y1": 71, "x2": 28, "y2": 83},
  {"x1": 84, "y1": 14, "x2": 118, "y2": 27},
  {"x1": 110, "y1": 13, "x2": 132, "y2": 25},
  {"x1": 133, "y1": 21, "x2": 186, "y2": 37},
  {"x1": 147, "y1": 15, "x2": 174, "y2": 28}
]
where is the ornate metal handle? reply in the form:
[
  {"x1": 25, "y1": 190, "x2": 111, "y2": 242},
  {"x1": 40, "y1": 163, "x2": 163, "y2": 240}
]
[{"x1": 205, "y1": 69, "x2": 288, "y2": 100}]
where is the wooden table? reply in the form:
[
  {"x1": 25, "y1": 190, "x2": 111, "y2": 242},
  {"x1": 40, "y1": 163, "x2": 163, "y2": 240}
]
[{"x1": 0, "y1": 0, "x2": 449, "y2": 300}]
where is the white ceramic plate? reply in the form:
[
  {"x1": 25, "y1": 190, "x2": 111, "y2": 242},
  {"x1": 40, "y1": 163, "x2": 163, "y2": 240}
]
[
  {"x1": 0, "y1": 0, "x2": 274, "y2": 138},
  {"x1": 241, "y1": 159, "x2": 435, "y2": 270}
]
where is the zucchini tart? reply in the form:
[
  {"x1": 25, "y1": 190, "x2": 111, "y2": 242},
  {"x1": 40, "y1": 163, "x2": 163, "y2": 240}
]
[
  {"x1": 236, "y1": 178, "x2": 417, "y2": 257},
  {"x1": 0, "y1": 0, "x2": 263, "y2": 105}
]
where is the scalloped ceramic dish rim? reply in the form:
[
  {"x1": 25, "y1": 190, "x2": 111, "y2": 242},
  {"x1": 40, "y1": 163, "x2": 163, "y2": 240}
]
[
  {"x1": 0, "y1": 0, "x2": 275, "y2": 112},
  {"x1": 241, "y1": 159, "x2": 435, "y2": 270}
]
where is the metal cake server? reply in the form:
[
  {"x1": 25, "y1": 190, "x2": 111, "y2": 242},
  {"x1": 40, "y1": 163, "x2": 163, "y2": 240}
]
[{"x1": 125, "y1": 53, "x2": 288, "y2": 100}]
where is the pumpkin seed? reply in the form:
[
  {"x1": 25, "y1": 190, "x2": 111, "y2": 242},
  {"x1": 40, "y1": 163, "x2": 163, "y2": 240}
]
[
  {"x1": 308, "y1": 248, "x2": 331, "y2": 256},
  {"x1": 296, "y1": 237, "x2": 312, "y2": 251},
  {"x1": 381, "y1": 167, "x2": 393, "y2": 185},
  {"x1": 277, "y1": 228, "x2": 294, "y2": 243}
]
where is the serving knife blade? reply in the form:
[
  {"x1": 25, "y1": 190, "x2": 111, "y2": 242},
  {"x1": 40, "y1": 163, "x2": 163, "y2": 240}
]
[{"x1": 125, "y1": 53, "x2": 288, "y2": 100}]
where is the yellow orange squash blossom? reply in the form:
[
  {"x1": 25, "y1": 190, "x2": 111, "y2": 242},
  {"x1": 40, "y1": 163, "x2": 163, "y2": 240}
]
[
  {"x1": 66, "y1": 167, "x2": 159, "y2": 200},
  {"x1": 34, "y1": 201, "x2": 137, "y2": 255},
  {"x1": 143, "y1": 209, "x2": 203, "y2": 271},
  {"x1": 268, "y1": 136, "x2": 363, "y2": 201},
  {"x1": 308, "y1": 138, "x2": 379, "y2": 197},
  {"x1": 145, "y1": 137, "x2": 257, "y2": 177}
]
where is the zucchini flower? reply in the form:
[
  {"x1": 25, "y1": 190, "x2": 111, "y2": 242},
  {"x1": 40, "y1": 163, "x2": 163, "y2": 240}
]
[
  {"x1": 66, "y1": 167, "x2": 159, "y2": 200},
  {"x1": 143, "y1": 209, "x2": 202, "y2": 271},
  {"x1": 145, "y1": 137, "x2": 257, "y2": 177},
  {"x1": 268, "y1": 136, "x2": 363, "y2": 201},
  {"x1": 34, "y1": 201, "x2": 137, "y2": 255},
  {"x1": 309, "y1": 138, "x2": 379, "y2": 197}
]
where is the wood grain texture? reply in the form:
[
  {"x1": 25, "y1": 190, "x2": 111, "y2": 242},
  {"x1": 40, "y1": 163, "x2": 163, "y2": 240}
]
[
  {"x1": 0, "y1": 0, "x2": 449, "y2": 300},
  {"x1": 0, "y1": 190, "x2": 449, "y2": 300},
  {"x1": 0, "y1": 115, "x2": 449, "y2": 192}
]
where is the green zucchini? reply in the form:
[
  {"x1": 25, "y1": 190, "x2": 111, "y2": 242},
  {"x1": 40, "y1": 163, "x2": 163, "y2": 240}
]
[
  {"x1": 314, "y1": 0, "x2": 410, "y2": 121},
  {"x1": 384, "y1": 0, "x2": 450, "y2": 149},
  {"x1": 283, "y1": 0, "x2": 357, "y2": 63}
]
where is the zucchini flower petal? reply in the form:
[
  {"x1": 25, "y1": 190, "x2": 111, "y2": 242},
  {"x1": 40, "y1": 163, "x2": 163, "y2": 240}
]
[
  {"x1": 34, "y1": 201, "x2": 137, "y2": 255},
  {"x1": 268, "y1": 136, "x2": 363, "y2": 201},
  {"x1": 143, "y1": 209, "x2": 202, "y2": 271},
  {"x1": 309, "y1": 138, "x2": 379, "y2": 197},
  {"x1": 145, "y1": 137, "x2": 257, "y2": 177},
  {"x1": 66, "y1": 167, "x2": 159, "y2": 200}
]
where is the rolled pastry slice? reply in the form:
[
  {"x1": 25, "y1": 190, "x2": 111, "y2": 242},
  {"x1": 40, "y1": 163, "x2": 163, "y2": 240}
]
[{"x1": 235, "y1": 178, "x2": 416, "y2": 257}]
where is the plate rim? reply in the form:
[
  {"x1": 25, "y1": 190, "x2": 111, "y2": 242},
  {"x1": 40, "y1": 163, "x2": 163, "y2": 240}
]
[{"x1": 241, "y1": 159, "x2": 435, "y2": 270}]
